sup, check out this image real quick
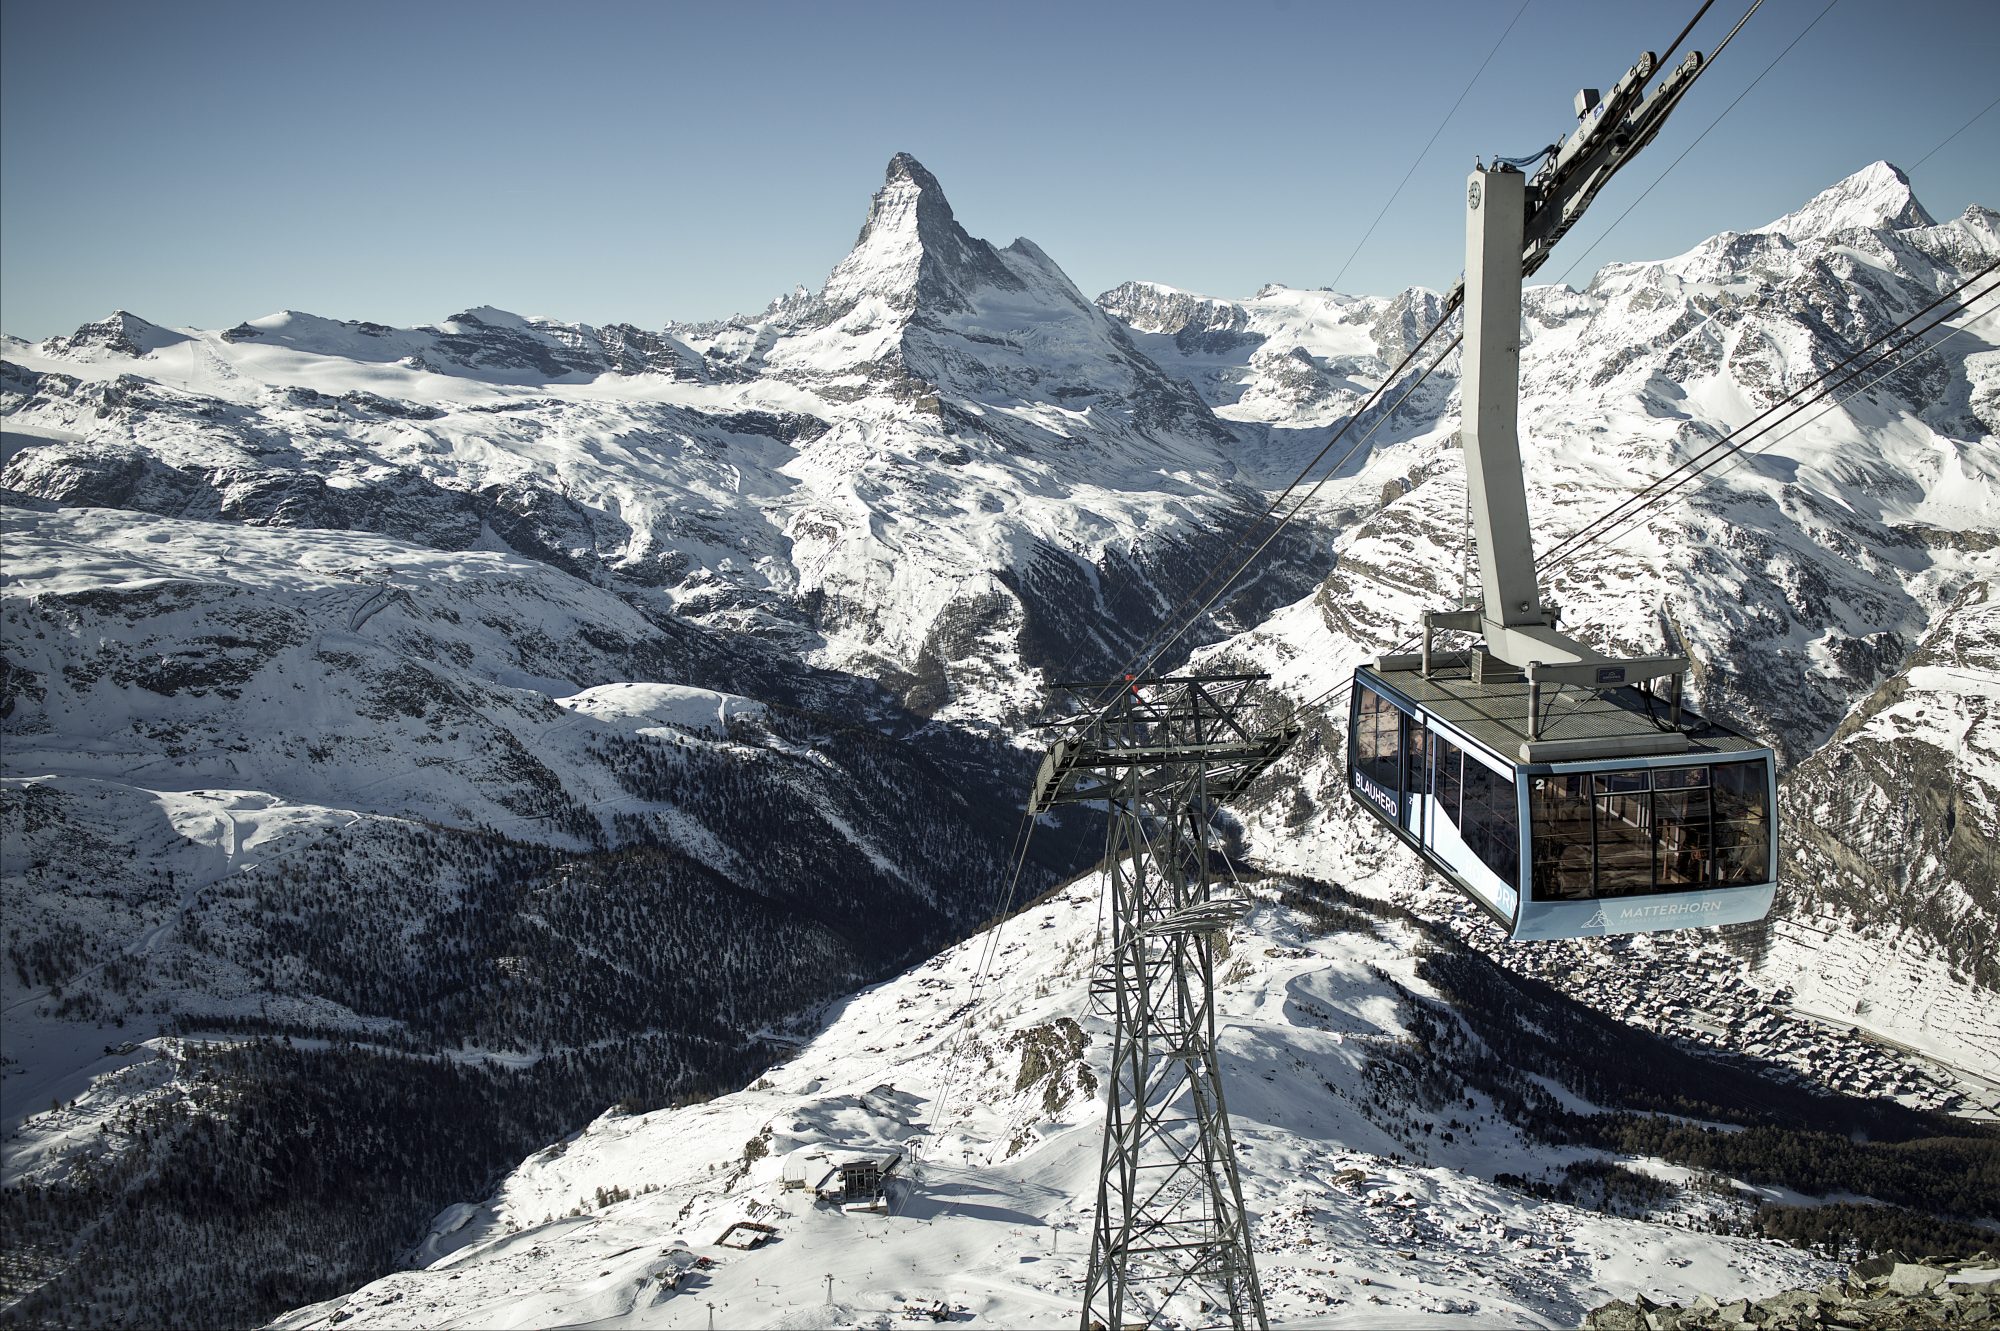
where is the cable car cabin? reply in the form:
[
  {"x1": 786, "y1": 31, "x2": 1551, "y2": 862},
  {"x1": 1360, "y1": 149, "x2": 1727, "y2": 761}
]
[{"x1": 1346, "y1": 656, "x2": 1776, "y2": 941}]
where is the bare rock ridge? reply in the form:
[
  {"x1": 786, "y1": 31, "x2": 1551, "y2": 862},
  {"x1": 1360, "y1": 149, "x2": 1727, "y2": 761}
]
[
  {"x1": 37, "y1": 309, "x2": 189, "y2": 359},
  {"x1": 212, "y1": 305, "x2": 712, "y2": 383},
  {"x1": 1586, "y1": 1254, "x2": 1999, "y2": 1330}
]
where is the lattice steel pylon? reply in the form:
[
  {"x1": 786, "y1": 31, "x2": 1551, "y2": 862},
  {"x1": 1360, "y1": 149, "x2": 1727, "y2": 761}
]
[{"x1": 1031, "y1": 673, "x2": 1297, "y2": 1331}]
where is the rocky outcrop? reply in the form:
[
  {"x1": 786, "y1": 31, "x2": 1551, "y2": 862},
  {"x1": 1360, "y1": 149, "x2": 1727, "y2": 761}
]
[
  {"x1": 1760, "y1": 579, "x2": 2000, "y2": 1069},
  {"x1": 1586, "y1": 1255, "x2": 1999, "y2": 1331},
  {"x1": 37, "y1": 310, "x2": 188, "y2": 359},
  {"x1": 210, "y1": 307, "x2": 709, "y2": 383}
]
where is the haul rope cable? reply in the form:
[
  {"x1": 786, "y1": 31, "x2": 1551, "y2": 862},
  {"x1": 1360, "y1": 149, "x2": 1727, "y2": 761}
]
[
  {"x1": 1387, "y1": 270, "x2": 1998, "y2": 652},
  {"x1": 1085, "y1": 317, "x2": 1465, "y2": 722},
  {"x1": 1550, "y1": 287, "x2": 1996, "y2": 571},
  {"x1": 1380, "y1": 0, "x2": 1799, "y2": 638},
  {"x1": 1327, "y1": 0, "x2": 1533, "y2": 293},
  {"x1": 1539, "y1": 260, "x2": 1999, "y2": 566},
  {"x1": 1137, "y1": 329, "x2": 1467, "y2": 671},
  {"x1": 1546, "y1": 291, "x2": 2000, "y2": 575},
  {"x1": 1657, "y1": 0, "x2": 1720, "y2": 68},
  {"x1": 1699, "y1": 327, "x2": 1989, "y2": 497},
  {"x1": 1080, "y1": 311, "x2": 1464, "y2": 717},
  {"x1": 1265, "y1": 0, "x2": 1810, "y2": 713},
  {"x1": 1538, "y1": 263, "x2": 2000, "y2": 573},
  {"x1": 1528, "y1": 310, "x2": 1993, "y2": 738},
  {"x1": 1068, "y1": 0, "x2": 1738, "y2": 723},
  {"x1": 1229, "y1": 7, "x2": 1976, "y2": 775},
  {"x1": 1356, "y1": 273, "x2": 1998, "y2": 681},
  {"x1": 1345, "y1": 278, "x2": 1997, "y2": 701},
  {"x1": 1552, "y1": 0, "x2": 1830, "y2": 291},
  {"x1": 1541, "y1": 265, "x2": 1999, "y2": 574},
  {"x1": 898, "y1": 804, "x2": 1044, "y2": 1207},
  {"x1": 1909, "y1": 92, "x2": 2000, "y2": 171}
]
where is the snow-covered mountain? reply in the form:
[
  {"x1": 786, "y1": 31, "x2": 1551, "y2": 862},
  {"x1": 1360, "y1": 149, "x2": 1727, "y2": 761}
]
[
  {"x1": 2, "y1": 157, "x2": 1996, "y2": 1328},
  {"x1": 3, "y1": 155, "x2": 1323, "y2": 729}
]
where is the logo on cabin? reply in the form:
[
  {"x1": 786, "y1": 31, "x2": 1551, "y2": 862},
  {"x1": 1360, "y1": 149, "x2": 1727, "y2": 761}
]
[
  {"x1": 1618, "y1": 899, "x2": 1726, "y2": 919},
  {"x1": 1582, "y1": 905, "x2": 1612, "y2": 934},
  {"x1": 1352, "y1": 770, "x2": 1398, "y2": 820}
]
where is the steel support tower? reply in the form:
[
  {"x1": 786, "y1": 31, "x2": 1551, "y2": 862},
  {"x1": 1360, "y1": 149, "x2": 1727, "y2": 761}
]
[{"x1": 1031, "y1": 674, "x2": 1295, "y2": 1331}]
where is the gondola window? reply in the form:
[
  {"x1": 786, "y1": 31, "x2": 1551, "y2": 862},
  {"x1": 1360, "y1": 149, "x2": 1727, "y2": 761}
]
[
  {"x1": 1462, "y1": 759, "x2": 1519, "y2": 888},
  {"x1": 1712, "y1": 761, "x2": 1770, "y2": 885},
  {"x1": 1653, "y1": 766, "x2": 1712, "y2": 888}
]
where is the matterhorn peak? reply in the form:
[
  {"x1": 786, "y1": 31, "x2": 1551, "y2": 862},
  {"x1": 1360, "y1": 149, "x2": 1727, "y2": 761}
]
[
  {"x1": 819, "y1": 153, "x2": 1025, "y2": 315},
  {"x1": 845, "y1": 151, "x2": 960, "y2": 257},
  {"x1": 1754, "y1": 160, "x2": 1934, "y2": 240},
  {"x1": 883, "y1": 151, "x2": 947, "y2": 199}
]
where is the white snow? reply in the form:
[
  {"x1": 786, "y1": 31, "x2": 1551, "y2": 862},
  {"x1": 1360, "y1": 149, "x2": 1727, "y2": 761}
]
[{"x1": 558, "y1": 682, "x2": 768, "y2": 735}]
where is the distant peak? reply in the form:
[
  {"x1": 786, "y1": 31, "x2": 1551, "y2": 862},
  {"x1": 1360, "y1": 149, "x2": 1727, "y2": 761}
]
[
  {"x1": 446, "y1": 306, "x2": 534, "y2": 329},
  {"x1": 816, "y1": 152, "x2": 1030, "y2": 314},
  {"x1": 41, "y1": 309, "x2": 186, "y2": 357},
  {"x1": 1756, "y1": 161, "x2": 1934, "y2": 239},
  {"x1": 89, "y1": 310, "x2": 168, "y2": 336}
]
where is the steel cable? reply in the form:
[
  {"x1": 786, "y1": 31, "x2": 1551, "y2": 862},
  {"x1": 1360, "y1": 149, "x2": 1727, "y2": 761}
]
[
  {"x1": 1542, "y1": 263, "x2": 1999, "y2": 572},
  {"x1": 1076, "y1": 311, "x2": 1463, "y2": 717},
  {"x1": 1088, "y1": 0, "x2": 1768, "y2": 714},
  {"x1": 1552, "y1": 0, "x2": 1830, "y2": 290},
  {"x1": 1547, "y1": 283, "x2": 1997, "y2": 569},
  {"x1": 1327, "y1": 0, "x2": 1532, "y2": 293}
]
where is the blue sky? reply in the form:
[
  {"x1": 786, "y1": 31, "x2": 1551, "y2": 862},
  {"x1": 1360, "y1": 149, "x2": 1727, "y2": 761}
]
[{"x1": 2, "y1": 0, "x2": 1994, "y2": 338}]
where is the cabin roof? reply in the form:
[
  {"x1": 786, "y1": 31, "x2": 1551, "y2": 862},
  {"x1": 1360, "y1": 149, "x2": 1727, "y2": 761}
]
[{"x1": 1363, "y1": 659, "x2": 1769, "y2": 768}]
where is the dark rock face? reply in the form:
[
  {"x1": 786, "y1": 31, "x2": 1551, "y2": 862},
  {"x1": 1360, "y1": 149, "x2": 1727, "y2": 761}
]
[
  {"x1": 593, "y1": 322, "x2": 708, "y2": 379},
  {"x1": 1097, "y1": 280, "x2": 1253, "y2": 338},
  {"x1": 1778, "y1": 579, "x2": 2000, "y2": 992},
  {"x1": 1367, "y1": 287, "x2": 1448, "y2": 367},
  {"x1": 1585, "y1": 1254, "x2": 1998, "y2": 1331},
  {"x1": 424, "y1": 309, "x2": 711, "y2": 382}
]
